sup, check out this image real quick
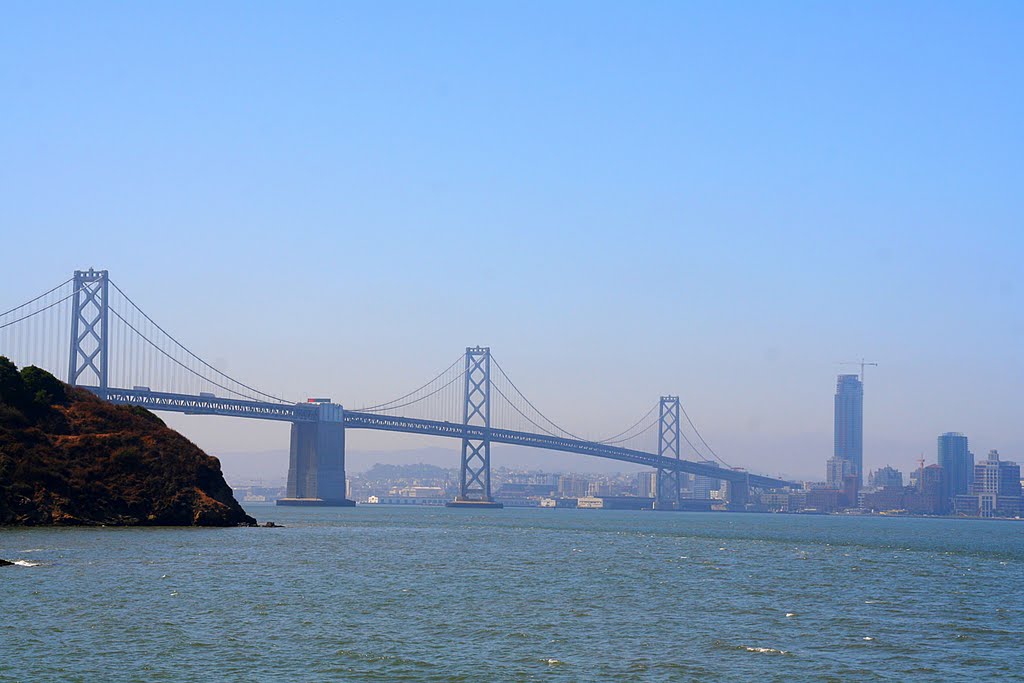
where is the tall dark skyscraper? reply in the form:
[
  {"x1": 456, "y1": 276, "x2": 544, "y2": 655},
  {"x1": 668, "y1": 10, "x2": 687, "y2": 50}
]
[
  {"x1": 834, "y1": 374, "x2": 864, "y2": 485},
  {"x1": 937, "y1": 432, "x2": 973, "y2": 510}
]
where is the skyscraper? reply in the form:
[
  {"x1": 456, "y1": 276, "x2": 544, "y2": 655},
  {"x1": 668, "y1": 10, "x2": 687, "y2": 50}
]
[
  {"x1": 834, "y1": 374, "x2": 864, "y2": 485},
  {"x1": 937, "y1": 432, "x2": 973, "y2": 511}
]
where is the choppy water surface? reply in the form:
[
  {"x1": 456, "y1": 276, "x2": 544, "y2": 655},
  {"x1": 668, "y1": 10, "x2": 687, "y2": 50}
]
[{"x1": 2, "y1": 507, "x2": 1023, "y2": 681}]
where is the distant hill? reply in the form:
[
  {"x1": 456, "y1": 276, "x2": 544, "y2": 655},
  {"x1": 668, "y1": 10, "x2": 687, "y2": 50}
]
[
  {"x1": 0, "y1": 358, "x2": 255, "y2": 526},
  {"x1": 359, "y1": 462, "x2": 454, "y2": 482}
]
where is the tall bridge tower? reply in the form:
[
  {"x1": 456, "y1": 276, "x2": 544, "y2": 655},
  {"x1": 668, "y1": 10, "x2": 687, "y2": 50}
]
[
  {"x1": 68, "y1": 268, "x2": 110, "y2": 390},
  {"x1": 447, "y1": 346, "x2": 502, "y2": 508},
  {"x1": 654, "y1": 395, "x2": 681, "y2": 510}
]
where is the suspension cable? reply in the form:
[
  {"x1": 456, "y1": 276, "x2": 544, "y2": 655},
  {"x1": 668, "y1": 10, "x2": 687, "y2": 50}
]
[
  {"x1": 596, "y1": 403, "x2": 659, "y2": 444},
  {"x1": 680, "y1": 430, "x2": 705, "y2": 460},
  {"x1": 0, "y1": 279, "x2": 72, "y2": 319},
  {"x1": 358, "y1": 355, "x2": 464, "y2": 411},
  {"x1": 360, "y1": 368, "x2": 467, "y2": 413},
  {"x1": 491, "y1": 383, "x2": 569, "y2": 439},
  {"x1": 109, "y1": 280, "x2": 291, "y2": 403},
  {"x1": 681, "y1": 404, "x2": 732, "y2": 468},
  {"x1": 0, "y1": 288, "x2": 80, "y2": 331},
  {"x1": 601, "y1": 417, "x2": 659, "y2": 445},
  {"x1": 491, "y1": 354, "x2": 672, "y2": 445},
  {"x1": 111, "y1": 308, "x2": 269, "y2": 401},
  {"x1": 490, "y1": 355, "x2": 591, "y2": 441}
]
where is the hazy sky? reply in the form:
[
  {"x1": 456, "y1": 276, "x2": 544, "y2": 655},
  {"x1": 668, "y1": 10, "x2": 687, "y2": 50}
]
[{"x1": 3, "y1": 2, "x2": 1022, "y2": 480}]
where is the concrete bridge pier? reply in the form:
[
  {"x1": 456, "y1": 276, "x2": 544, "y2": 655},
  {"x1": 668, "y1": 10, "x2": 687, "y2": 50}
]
[
  {"x1": 726, "y1": 476, "x2": 750, "y2": 511},
  {"x1": 278, "y1": 402, "x2": 354, "y2": 507}
]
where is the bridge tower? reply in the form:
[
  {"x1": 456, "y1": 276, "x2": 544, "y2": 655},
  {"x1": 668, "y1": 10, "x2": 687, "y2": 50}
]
[
  {"x1": 68, "y1": 268, "x2": 110, "y2": 390},
  {"x1": 653, "y1": 395, "x2": 681, "y2": 510},
  {"x1": 447, "y1": 346, "x2": 503, "y2": 508}
]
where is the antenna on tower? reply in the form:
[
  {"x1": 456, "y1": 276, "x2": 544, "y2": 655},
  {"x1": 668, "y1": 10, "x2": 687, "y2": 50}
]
[{"x1": 839, "y1": 358, "x2": 878, "y2": 385}]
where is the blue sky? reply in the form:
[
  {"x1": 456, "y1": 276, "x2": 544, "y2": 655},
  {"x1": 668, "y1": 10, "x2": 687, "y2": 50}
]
[{"x1": 2, "y1": 2, "x2": 1022, "y2": 479}]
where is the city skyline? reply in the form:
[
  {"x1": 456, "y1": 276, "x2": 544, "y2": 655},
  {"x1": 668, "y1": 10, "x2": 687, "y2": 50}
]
[{"x1": 2, "y1": 3, "x2": 1021, "y2": 482}]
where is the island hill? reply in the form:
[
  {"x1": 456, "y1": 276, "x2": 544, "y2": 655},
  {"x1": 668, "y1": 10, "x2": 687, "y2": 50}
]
[{"x1": 0, "y1": 357, "x2": 255, "y2": 527}]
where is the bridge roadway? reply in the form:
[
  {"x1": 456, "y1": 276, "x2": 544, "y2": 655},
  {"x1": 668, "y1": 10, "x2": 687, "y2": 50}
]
[{"x1": 90, "y1": 387, "x2": 791, "y2": 489}]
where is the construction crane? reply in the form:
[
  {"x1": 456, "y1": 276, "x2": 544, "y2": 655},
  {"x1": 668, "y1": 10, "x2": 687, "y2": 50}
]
[{"x1": 839, "y1": 358, "x2": 878, "y2": 385}]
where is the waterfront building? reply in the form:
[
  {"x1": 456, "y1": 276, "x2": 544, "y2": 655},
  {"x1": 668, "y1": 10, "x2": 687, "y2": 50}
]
[
  {"x1": 827, "y1": 457, "x2": 855, "y2": 488},
  {"x1": 805, "y1": 487, "x2": 841, "y2": 513},
  {"x1": 636, "y1": 471, "x2": 657, "y2": 499},
  {"x1": 953, "y1": 450, "x2": 1023, "y2": 518},
  {"x1": 841, "y1": 474, "x2": 861, "y2": 509},
  {"x1": 861, "y1": 486, "x2": 906, "y2": 512},
  {"x1": 937, "y1": 432, "x2": 973, "y2": 511},
  {"x1": 762, "y1": 492, "x2": 791, "y2": 512},
  {"x1": 498, "y1": 482, "x2": 556, "y2": 497},
  {"x1": 691, "y1": 461, "x2": 722, "y2": 499},
  {"x1": 834, "y1": 374, "x2": 864, "y2": 484},
  {"x1": 558, "y1": 475, "x2": 589, "y2": 498},
  {"x1": 868, "y1": 466, "x2": 903, "y2": 489},
  {"x1": 907, "y1": 464, "x2": 944, "y2": 515}
]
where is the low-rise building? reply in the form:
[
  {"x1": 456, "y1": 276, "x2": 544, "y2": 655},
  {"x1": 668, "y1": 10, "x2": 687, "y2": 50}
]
[
  {"x1": 761, "y1": 492, "x2": 790, "y2": 512},
  {"x1": 861, "y1": 486, "x2": 906, "y2": 513}
]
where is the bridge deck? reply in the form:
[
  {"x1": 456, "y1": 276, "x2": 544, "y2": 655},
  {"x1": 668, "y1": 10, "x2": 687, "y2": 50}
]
[
  {"x1": 343, "y1": 411, "x2": 789, "y2": 488},
  {"x1": 88, "y1": 387, "x2": 792, "y2": 489}
]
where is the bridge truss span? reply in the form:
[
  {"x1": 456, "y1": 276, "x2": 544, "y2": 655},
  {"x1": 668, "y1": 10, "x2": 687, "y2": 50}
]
[{"x1": 93, "y1": 387, "x2": 319, "y2": 422}]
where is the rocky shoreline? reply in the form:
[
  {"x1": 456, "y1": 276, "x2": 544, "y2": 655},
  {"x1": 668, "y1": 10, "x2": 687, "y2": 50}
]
[{"x1": 0, "y1": 358, "x2": 256, "y2": 527}]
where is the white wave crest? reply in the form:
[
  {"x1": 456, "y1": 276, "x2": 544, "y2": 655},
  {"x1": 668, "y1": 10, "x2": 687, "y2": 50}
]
[{"x1": 744, "y1": 646, "x2": 789, "y2": 655}]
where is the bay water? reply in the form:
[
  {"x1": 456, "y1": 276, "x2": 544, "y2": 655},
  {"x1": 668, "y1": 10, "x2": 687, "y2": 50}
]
[{"x1": 2, "y1": 506, "x2": 1022, "y2": 681}]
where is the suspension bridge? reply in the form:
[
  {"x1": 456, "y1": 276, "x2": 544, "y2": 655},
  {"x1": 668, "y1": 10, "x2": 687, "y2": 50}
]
[{"x1": 1, "y1": 269, "x2": 791, "y2": 509}]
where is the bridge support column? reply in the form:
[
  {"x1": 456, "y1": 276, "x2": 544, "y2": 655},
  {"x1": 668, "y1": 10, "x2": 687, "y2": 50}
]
[
  {"x1": 448, "y1": 346, "x2": 502, "y2": 509},
  {"x1": 726, "y1": 475, "x2": 750, "y2": 511},
  {"x1": 653, "y1": 396, "x2": 681, "y2": 510},
  {"x1": 68, "y1": 268, "x2": 110, "y2": 390},
  {"x1": 278, "y1": 402, "x2": 354, "y2": 507}
]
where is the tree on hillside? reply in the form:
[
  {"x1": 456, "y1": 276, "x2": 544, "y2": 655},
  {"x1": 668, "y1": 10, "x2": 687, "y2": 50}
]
[{"x1": 0, "y1": 357, "x2": 30, "y2": 409}]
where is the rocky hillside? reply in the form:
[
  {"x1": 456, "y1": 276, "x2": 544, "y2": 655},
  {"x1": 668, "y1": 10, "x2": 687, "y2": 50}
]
[{"x1": 0, "y1": 358, "x2": 255, "y2": 526}]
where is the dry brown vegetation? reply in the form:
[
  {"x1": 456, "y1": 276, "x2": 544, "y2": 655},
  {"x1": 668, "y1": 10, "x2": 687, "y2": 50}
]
[{"x1": 0, "y1": 358, "x2": 255, "y2": 526}]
